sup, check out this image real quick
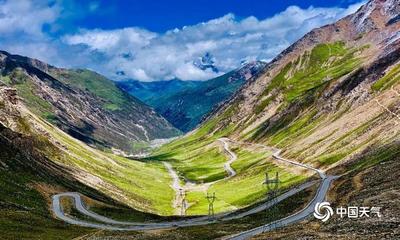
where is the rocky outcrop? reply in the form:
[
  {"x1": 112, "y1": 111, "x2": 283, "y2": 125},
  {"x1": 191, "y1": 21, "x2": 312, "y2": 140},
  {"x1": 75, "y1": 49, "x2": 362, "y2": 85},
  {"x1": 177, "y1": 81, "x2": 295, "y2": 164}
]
[
  {"x1": 206, "y1": 0, "x2": 400, "y2": 132},
  {"x1": 198, "y1": 0, "x2": 400, "y2": 171},
  {"x1": 0, "y1": 51, "x2": 180, "y2": 152}
]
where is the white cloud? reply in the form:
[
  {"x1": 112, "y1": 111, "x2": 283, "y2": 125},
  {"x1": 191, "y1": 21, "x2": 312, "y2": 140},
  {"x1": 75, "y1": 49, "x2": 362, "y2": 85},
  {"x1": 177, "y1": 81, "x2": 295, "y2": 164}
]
[
  {"x1": 62, "y1": 2, "x2": 365, "y2": 81},
  {"x1": 0, "y1": 0, "x2": 59, "y2": 36},
  {"x1": 64, "y1": 28, "x2": 157, "y2": 53},
  {"x1": 0, "y1": 0, "x2": 64, "y2": 65},
  {"x1": 0, "y1": 0, "x2": 366, "y2": 81}
]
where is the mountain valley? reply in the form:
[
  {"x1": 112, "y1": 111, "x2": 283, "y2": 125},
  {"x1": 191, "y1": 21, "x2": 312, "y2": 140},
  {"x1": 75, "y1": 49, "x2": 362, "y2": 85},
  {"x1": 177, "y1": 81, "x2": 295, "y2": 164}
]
[{"x1": 0, "y1": 0, "x2": 399, "y2": 239}]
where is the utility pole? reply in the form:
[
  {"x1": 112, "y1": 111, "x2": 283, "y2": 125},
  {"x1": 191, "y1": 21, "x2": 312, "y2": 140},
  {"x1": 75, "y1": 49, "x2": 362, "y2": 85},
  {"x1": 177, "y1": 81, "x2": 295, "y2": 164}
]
[
  {"x1": 263, "y1": 170, "x2": 280, "y2": 232},
  {"x1": 206, "y1": 192, "x2": 216, "y2": 220}
]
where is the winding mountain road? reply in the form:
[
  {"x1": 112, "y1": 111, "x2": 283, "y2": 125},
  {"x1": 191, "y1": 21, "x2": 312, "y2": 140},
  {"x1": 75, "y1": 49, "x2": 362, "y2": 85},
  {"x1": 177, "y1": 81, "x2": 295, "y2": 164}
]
[
  {"x1": 163, "y1": 162, "x2": 186, "y2": 215},
  {"x1": 226, "y1": 176, "x2": 337, "y2": 240},
  {"x1": 162, "y1": 138, "x2": 238, "y2": 214},
  {"x1": 218, "y1": 138, "x2": 238, "y2": 177},
  {"x1": 52, "y1": 138, "x2": 336, "y2": 239},
  {"x1": 52, "y1": 180, "x2": 318, "y2": 229}
]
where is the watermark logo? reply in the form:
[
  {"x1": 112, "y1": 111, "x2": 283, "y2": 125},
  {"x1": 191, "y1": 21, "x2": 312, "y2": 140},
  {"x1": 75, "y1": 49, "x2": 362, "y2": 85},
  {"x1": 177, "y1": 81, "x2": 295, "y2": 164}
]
[
  {"x1": 314, "y1": 202, "x2": 381, "y2": 222},
  {"x1": 314, "y1": 201, "x2": 333, "y2": 222}
]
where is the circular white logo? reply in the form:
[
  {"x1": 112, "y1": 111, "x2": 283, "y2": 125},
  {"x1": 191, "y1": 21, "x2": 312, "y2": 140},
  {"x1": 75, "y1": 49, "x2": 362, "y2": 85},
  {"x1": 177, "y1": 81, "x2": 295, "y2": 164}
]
[{"x1": 314, "y1": 202, "x2": 333, "y2": 222}]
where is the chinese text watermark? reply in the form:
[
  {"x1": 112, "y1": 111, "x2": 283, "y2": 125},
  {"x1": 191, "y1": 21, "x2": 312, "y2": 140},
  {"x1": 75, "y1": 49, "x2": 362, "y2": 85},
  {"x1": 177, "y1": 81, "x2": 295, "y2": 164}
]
[{"x1": 314, "y1": 202, "x2": 381, "y2": 222}]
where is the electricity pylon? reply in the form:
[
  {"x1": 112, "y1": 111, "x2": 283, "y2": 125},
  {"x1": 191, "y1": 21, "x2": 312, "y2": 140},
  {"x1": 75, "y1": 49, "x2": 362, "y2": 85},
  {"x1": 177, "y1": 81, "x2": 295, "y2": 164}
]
[
  {"x1": 179, "y1": 189, "x2": 187, "y2": 216},
  {"x1": 206, "y1": 192, "x2": 216, "y2": 220},
  {"x1": 263, "y1": 170, "x2": 280, "y2": 232}
]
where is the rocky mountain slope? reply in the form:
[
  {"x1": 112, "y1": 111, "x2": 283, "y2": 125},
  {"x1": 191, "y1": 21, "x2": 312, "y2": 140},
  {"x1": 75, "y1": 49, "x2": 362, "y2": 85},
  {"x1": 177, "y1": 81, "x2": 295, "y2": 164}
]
[
  {"x1": 155, "y1": 0, "x2": 400, "y2": 235},
  {"x1": 199, "y1": 0, "x2": 400, "y2": 168},
  {"x1": 0, "y1": 0, "x2": 398, "y2": 239},
  {"x1": 0, "y1": 84, "x2": 177, "y2": 238},
  {"x1": 0, "y1": 78, "x2": 178, "y2": 211},
  {"x1": 118, "y1": 61, "x2": 266, "y2": 132},
  {"x1": 0, "y1": 51, "x2": 180, "y2": 152}
]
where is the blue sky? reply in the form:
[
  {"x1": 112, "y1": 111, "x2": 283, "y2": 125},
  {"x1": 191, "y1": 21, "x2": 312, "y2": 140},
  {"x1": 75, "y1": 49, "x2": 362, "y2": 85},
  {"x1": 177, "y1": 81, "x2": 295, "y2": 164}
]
[
  {"x1": 0, "y1": 0, "x2": 365, "y2": 81},
  {"x1": 66, "y1": 0, "x2": 362, "y2": 33}
]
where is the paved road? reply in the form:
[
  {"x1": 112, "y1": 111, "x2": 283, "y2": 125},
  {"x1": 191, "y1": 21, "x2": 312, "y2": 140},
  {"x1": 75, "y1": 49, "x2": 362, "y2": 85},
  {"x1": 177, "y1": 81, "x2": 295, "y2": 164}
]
[
  {"x1": 225, "y1": 176, "x2": 337, "y2": 240},
  {"x1": 225, "y1": 140, "x2": 335, "y2": 240},
  {"x1": 163, "y1": 162, "x2": 187, "y2": 215},
  {"x1": 218, "y1": 138, "x2": 238, "y2": 177},
  {"x1": 163, "y1": 138, "x2": 238, "y2": 214},
  {"x1": 52, "y1": 179, "x2": 318, "y2": 230},
  {"x1": 52, "y1": 139, "x2": 336, "y2": 239}
]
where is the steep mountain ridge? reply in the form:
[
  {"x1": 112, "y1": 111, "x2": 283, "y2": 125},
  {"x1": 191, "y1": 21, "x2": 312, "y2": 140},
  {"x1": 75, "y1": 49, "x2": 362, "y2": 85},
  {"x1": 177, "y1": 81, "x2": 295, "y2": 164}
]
[
  {"x1": 119, "y1": 61, "x2": 266, "y2": 132},
  {"x1": 0, "y1": 51, "x2": 180, "y2": 152},
  {"x1": 150, "y1": 1, "x2": 400, "y2": 236},
  {"x1": 0, "y1": 79, "x2": 177, "y2": 215},
  {"x1": 151, "y1": 0, "x2": 399, "y2": 185},
  {"x1": 208, "y1": 1, "x2": 399, "y2": 141},
  {"x1": 0, "y1": 0, "x2": 398, "y2": 238}
]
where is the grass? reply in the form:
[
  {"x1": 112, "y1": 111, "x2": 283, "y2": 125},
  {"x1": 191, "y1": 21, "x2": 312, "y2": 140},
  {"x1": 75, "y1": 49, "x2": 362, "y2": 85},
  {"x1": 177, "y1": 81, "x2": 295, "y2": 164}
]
[
  {"x1": 92, "y1": 183, "x2": 316, "y2": 240},
  {"x1": 347, "y1": 140, "x2": 400, "y2": 172},
  {"x1": 247, "y1": 42, "x2": 367, "y2": 145},
  {"x1": 0, "y1": 122, "x2": 178, "y2": 239},
  {"x1": 148, "y1": 92, "x2": 308, "y2": 214},
  {"x1": 258, "y1": 42, "x2": 363, "y2": 111},
  {"x1": 208, "y1": 159, "x2": 305, "y2": 211},
  {"x1": 9, "y1": 69, "x2": 57, "y2": 123},
  {"x1": 231, "y1": 147, "x2": 270, "y2": 172},
  {"x1": 26, "y1": 112, "x2": 176, "y2": 215},
  {"x1": 1, "y1": 67, "x2": 179, "y2": 215},
  {"x1": 0, "y1": 74, "x2": 11, "y2": 85},
  {"x1": 316, "y1": 152, "x2": 348, "y2": 165},
  {"x1": 173, "y1": 146, "x2": 228, "y2": 183},
  {"x1": 0, "y1": 126, "x2": 94, "y2": 239},
  {"x1": 371, "y1": 63, "x2": 400, "y2": 91},
  {"x1": 153, "y1": 106, "x2": 236, "y2": 161},
  {"x1": 51, "y1": 69, "x2": 132, "y2": 111},
  {"x1": 131, "y1": 141, "x2": 151, "y2": 153},
  {"x1": 254, "y1": 96, "x2": 274, "y2": 115},
  {"x1": 267, "y1": 109, "x2": 323, "y2": 147},
  {"x1": 282, "y1": 42, "x2": 362, "y2": 102},
  {"x1": 185, "y1": 165, "x2": 306, "y2": 214},
  {"x1": 154, "y1": 130, "x2": 306, "y2": 215}
]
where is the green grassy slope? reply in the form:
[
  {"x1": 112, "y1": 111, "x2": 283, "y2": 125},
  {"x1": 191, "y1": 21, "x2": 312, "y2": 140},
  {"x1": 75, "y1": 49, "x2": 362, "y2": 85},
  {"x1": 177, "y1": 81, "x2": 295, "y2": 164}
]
[
  {"x1": 51, "y1": 69, "x2": 137, "y2": 111},
  {"x1": 29, "y1": 112, "x2": 176, "y2": 215},
  {"x1": 0, "y1": 120, "x2": 181, "y2": 239},
  {"x1": 152, "y1": 110, "x2": 306, "y2": 214},
  {"x1": 245, "y1": 42, "x2": 367, "y2": 144},
  {"x1": 150, "y1": 41, "x2": 399, "y2": 215},
  {"x1": 0, "y1": 51, "x2": 180, "y2": 153},
  {"x1": 3, "y1": 68, "x2": 57, "y2": 122},
  {"x1": 0, "y1": 124, "x2": 99, "y2": 239}
]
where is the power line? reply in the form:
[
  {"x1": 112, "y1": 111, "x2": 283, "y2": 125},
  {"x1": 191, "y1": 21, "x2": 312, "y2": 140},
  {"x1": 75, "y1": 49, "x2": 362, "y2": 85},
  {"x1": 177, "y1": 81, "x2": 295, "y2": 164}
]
[
  {"x1": 206, "y1": 192, "x2": 216, "y2": 220},
  {"x1": 263, "y1": 170, "x2": 280, "y2": 232}
]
